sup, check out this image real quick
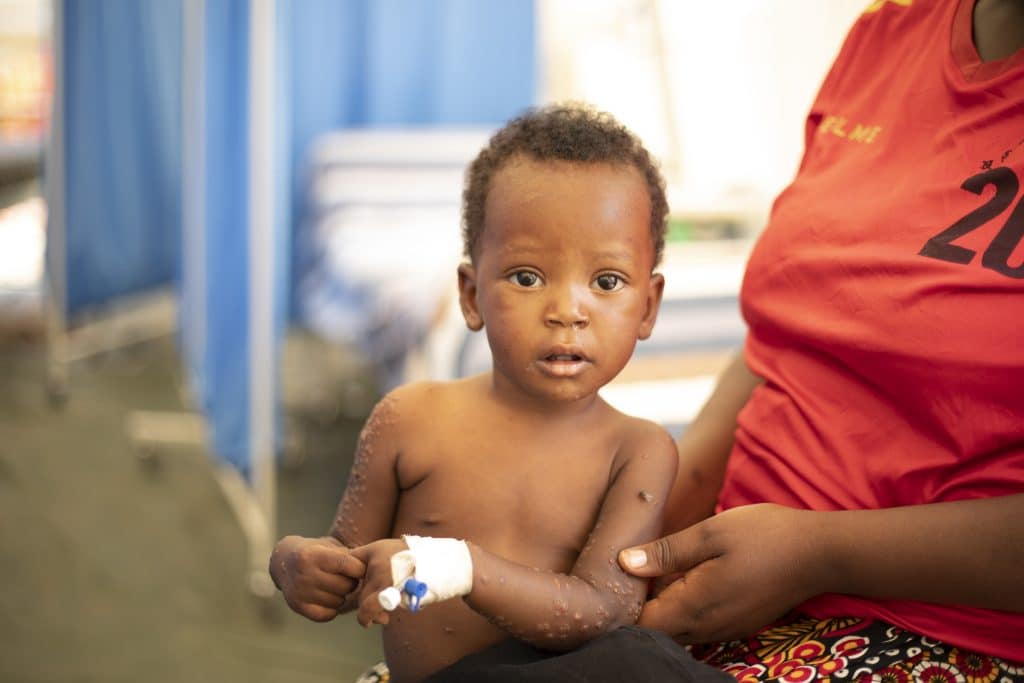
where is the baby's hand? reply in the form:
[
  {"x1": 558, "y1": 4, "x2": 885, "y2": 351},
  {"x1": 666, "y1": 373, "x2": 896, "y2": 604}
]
[
  {"x1": 269, "y1": 535, "x2": 366, "y2": 622},
  {"x1": 349, "y1": 538, "x2": 410, "y2": 627}
]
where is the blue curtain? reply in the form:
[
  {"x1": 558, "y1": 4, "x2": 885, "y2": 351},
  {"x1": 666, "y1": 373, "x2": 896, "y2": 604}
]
[
  {"x1": 197, "y1": 0, "x2": 257, "y2": 470},
  {"x1": 54, "y1": 0, "x2": 182, "y2": 316},
  {"x1": 55, "y1": 0, "x2": 535, "y2": 472},
  {"x1": 283, "y1": 0, "x2": 536, "y2": 311}
]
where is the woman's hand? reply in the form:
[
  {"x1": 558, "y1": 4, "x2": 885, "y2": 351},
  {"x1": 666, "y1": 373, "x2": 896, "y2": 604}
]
[
  {"x1": 269, "y1": 535, "x2": 366, "y2": 622},
  {"x1": 618, "y1": 504, "x2": 828, "y2": 643}
]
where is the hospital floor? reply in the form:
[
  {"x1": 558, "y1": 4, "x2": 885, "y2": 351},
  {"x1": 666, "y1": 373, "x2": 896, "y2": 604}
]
[{"x1": 0, "y1": 332, "x2": 384, "y2": 683}]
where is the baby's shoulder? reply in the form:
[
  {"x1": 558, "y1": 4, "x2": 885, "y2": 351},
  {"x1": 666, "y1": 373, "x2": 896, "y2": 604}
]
[
  {"x1": 373, "y1": 376, "x2": 482, "y2": 425},
  {"x1": 601, "y1": 406, "x2": 677, "y2": 470},
  {"x1": 600, "y1": 401, "x2": 673, "y2": 446}
]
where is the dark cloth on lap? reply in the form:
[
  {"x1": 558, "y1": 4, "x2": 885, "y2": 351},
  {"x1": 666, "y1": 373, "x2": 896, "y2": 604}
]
[{"x1": 423, "y1": 625, "x2": 734, "y2": 682}]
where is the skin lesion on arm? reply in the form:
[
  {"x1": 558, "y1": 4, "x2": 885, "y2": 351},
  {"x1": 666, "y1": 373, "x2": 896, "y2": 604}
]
[
  {"x1": 462, "y1": 424, "x2": 679, "y2": 651},
  {"x1": 330, "y1": 390, "x2": 403, "y2": 549}
]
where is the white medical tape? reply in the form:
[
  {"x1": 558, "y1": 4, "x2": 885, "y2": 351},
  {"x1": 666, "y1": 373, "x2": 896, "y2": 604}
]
[{"x1": 377, "y1": 535, "x2": 474, "y2": 611}]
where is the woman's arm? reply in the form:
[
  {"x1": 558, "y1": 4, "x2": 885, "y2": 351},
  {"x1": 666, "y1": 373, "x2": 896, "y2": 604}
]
[
  {"x1": 269, "y1": 389, "x2": 404, "y2": 620},
  {"x1": 824, "y1": 494, "x2": 1024, "y2": 611},
  {"x1": 663, "y1": 349, "x2": 762, "y2": 533},
  {"x1": 622, "y1": 344, "x2": 1024, "y2": 640},
  {"x1": 621, "y1": 495, "x2": 1024, "y2": 643},
  {"x1": 353, "y1": 423, "x2": 679, "y2": 651}
]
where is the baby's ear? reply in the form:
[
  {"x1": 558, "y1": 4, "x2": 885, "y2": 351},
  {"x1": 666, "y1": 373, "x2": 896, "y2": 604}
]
[
  {"x1": 637, "y1": 272, "x2": 664, "y2": 341},
  {"x1": 457, "y1": 263, "x2": 484, "y2": 331}
]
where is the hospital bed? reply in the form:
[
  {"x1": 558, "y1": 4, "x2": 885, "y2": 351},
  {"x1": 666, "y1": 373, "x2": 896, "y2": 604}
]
[{"x1": 296, "y1": 128, "x2": 493, "y2": 390}]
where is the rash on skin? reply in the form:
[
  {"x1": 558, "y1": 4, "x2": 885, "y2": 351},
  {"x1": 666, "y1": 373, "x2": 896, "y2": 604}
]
[
  {"x1": 473, "y1": 538, "x2": 648, "y2": 650},
  {"x1": 332, "y1": 392, "x2": 399, "y2": 547}
]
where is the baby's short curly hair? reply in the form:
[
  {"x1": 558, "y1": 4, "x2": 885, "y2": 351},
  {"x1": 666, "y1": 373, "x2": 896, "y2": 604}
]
[{"x1": 462, "y1": 103, "x2": 669, "y2": 267}]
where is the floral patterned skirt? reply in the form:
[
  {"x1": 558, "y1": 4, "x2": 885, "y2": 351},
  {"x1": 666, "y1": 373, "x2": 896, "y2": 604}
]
[
  {"x1": 354, "y1": 614, "x2": 1024, "y2": 682},
  {"x1": 690, "y1": 613, "x2": 1024, "y2": 682}
]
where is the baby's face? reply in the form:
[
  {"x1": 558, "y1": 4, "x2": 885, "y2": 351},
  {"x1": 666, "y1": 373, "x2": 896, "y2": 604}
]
[{"x1": 459, "y1": 158, "x2": 663, "y2": 406}]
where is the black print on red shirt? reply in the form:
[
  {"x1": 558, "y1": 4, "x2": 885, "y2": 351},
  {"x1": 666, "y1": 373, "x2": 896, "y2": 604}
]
[
  {"x1": 985, "y1": 138, "x2": 1024, "y2": 170},
  {"x1": 918, "y1": 166, "x2": 1024, "y2": 278}
]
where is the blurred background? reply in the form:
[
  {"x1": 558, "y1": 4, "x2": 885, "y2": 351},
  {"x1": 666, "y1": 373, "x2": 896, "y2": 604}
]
[{"x1": 0, "y1": 1, "x2": 863, "y2": 680}]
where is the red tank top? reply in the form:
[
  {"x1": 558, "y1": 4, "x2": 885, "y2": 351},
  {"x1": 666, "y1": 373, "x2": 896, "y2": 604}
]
[{"x1": 721, "y1": 0, "x2": 1024, "y2": 659}]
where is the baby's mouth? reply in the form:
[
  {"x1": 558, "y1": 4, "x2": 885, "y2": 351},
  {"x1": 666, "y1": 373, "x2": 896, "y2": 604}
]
[
  {"x1": 538, "y1": 351, "x2": 589, "y2": 378},
  {"x1": 546, "y1": 353, "x2": 584, "y2": 362}
]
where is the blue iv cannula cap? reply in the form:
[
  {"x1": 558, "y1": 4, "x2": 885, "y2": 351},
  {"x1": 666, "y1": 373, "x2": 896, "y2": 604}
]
[{"x1": 403, "y1": 578, "x2": 428, "y2": 612}]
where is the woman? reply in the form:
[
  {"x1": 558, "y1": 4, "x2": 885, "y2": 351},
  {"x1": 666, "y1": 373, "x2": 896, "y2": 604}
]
[{"x1": 616, "y1": 0, "x2": 1024, "y2": 678}]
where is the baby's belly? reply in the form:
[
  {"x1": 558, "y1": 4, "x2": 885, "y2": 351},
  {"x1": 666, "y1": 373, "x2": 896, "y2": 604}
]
[{"x1": 382, "y1": 598, "x2": 507, "y2": 683}]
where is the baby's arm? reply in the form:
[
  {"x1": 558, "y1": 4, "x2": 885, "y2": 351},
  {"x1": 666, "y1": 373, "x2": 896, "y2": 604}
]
[
  {"x1": 353, "y1": 422, "x2": 678, "y2": 651},
  {"x1": 327, "y1": 390, "x2": 402, "y2": 549},
  {"x1": 270, "y1": 390, "x2": 404, "y2": 620}
]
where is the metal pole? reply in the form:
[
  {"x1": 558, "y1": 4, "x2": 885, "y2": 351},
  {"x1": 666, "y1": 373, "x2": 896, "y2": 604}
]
[
  {"x1": 44, "y1": 0, "x2": 68, "y2": 406},
  {"x1": 182, "y1": 0, "x2": 207, "y2": 395},
  {"x1": 247, "y1": 0, "x2": 277, "y2": 597}
]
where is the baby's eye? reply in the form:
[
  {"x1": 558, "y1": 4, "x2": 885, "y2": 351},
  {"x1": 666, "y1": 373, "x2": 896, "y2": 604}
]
[
  {"x1": 509, "y1": 271, "x2": 542, "y2": 288},
  {"x1": 594, "y1": 274, "x2": 623, "y2": 291}
]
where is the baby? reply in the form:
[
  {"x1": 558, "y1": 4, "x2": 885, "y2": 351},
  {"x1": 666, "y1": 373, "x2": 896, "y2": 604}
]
[{"x1": 271, "y1": 104, "x2": 689, "y2": 682}]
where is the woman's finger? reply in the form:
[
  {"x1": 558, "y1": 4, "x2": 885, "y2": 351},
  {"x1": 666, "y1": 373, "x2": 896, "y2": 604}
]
[
  {"x1": 635, "y1": 578, "x2": 697, "y2": 634},
  {"x1": 618, "y1": 519, "x2": 719, "y2": 578}
]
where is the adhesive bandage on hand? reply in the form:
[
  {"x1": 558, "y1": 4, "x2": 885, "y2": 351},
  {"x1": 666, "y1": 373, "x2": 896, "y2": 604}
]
[{"x1": 377, "y1": 535, "x2": 474, "y2": 612}]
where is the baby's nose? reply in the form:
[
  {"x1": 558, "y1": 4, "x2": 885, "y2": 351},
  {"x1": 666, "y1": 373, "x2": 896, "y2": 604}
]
[{"x1": 545, "y1": 290, "x2": 590, "y2": 329}]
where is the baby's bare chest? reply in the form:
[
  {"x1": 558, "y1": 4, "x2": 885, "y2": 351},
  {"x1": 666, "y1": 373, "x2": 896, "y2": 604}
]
[{"x1": 392, "y1": 430, "x2": 616, "y2": 570}]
